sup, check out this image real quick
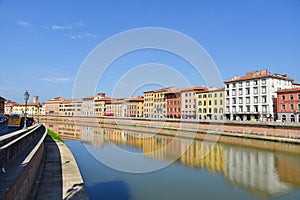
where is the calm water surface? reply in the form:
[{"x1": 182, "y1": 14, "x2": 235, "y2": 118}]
[{"x1": 46, "y1": 123, "x2": 300, "y2": 200}]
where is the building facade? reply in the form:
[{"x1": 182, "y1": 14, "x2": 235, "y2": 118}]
[
  {"x1": 181, "y1": 86, "x2": 207, "y2": 119},
  {"x1": 126, "y1": 97, "x2": 144, "y2": 117},
  {"x1": 143, "y1": 91, "x2": 154, "y2": 118},
  {"x1": 82, "y1": 96, "x2": 95, "y2": 116},
  {"x1": 58, "y1": 99, "x2": 82, "y2": 116},
  {"x1": 225, "y1": 70, "x2": 293, "y2": 121},
  {"x1": 165, "y1": 89, "x2": 181, "y2": 119},
  {"x1": 45, "y1": 96, "x2": 64, "y2": 115},
  {"x1": 153, "y1": 88, "x2": 170, "y2": 119},
  {"x1": 277, "y1": 88, "x2": 300, "y2": 122},
  {"x1": 196, "y1": 88, "x2": 224, "y2": 120}
]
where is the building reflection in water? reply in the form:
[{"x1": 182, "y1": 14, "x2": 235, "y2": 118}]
[{"x1": 45, "y1": 123, "x2": 300, "y2": 198}]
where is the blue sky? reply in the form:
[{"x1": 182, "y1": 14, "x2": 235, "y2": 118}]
[{"x1": 0, "y1": 0, "x2": 300, "y2": 103}]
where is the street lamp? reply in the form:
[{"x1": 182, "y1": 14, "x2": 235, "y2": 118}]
[
  {"x1": 23, "y1": 90, "x2": 30, "y2": 128},
  {"x1": 37, "y1": 102, "x2": 41, "y2": 124}
]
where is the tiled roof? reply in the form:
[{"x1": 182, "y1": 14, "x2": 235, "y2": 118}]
[
  {"x1": 277, "y1": 87, "x2": 300, "y2": 93},
  {"x1": 225, "y1": 70, "x2": 293, "y2": 83}
]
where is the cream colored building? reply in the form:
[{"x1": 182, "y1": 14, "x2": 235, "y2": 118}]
[
  {"x1": 45, "y1": 96, "x2": 64, "y2": 115},
  {"x1": 58, "y1": 99, "x2": 82, "y2": 116}
]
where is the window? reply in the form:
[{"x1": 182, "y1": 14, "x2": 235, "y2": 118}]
[
  {"x1": 282, "y1": 95, "x2": 285, "y2": 100},
  {"x1": 214, "y1": 108, "x2": 218, "y2": 113},
  {"x1": 220, "y1": 93, "x2": 223, "y2": 97},
  {"x1": 214, "y1": 93, "x2": 217, "y2": 98},
  {"x1": 209, "y1": 108, "x2": 212, "y2": 113},
  {"x1": 254, "y1": 80, "x2": 258, "y2": 85},
  {"x1": 203, "y1": 94, "x2": 207, "y2": 98},
  {"x1": 254, "y1": 105, "x2": 258, "y2": 112},
  {"x1": 262, "y1": 96, "x2": 267, "y2": 103},
  {"x1": 239, "y1": 82, "x2": 242, "y2": 87},
  {"x1": 291, "y1": 104, "x2": 294, "y2": 110},
  {"x1": 209, "y1": 100, "x2": 212, "y2": 105},
  {"x1": 246, "y1": 81, "x2": 250, "y2": 86},
  {"x1": 232, "y1": 106, "x2": 236, "y2": 112},
  {"x1": 239, "y1": 98, "x2": 243, "y2": 104},
  {"x1": 226, "y1": 84, "x2": 229, "y2": 88},
  {"x1": 226, "y1": 99, "x2": 229, "y2": 105},
  {"x1": 246, "y1": 97, "x2": 250, "y2": 104},
  {"x1": 282, "y1": 104, "x2": 286, "y2": 110},
  {"x1": 298, "y1": 103, "x2": 300, "y2": 111},
  {"x1": 239, "y1": 106, "x2": 243, "y2": 112},
  {"x1": 198, "y1": 94, "x2": 202, "y2": 98},
  {"x1": 290, "y1": 94, "x2": 294, "y2": 100},
  {"x1": 214, "y1": 100, "x2": 217, "y2": 105},
  {"x1": 220, "y1": 108, "x2": 223, "y2": 113},
  {"x1": 198, "y1": 101, "x2": 202, "y2": 106},
  {"x1": 246, "y1": 105, "x2": 250, "y2": 112},
  {"x1": 233, "y1": 83, "x2": 236, "y2": 88},
  {"x1": 291, "y1": 115, "x2": 295, "y2": 122},
  {"x1": 232, "y1": 98, "x2": 236, "y2": 104},
  {"x1": 203, "y1": 101, "x2": 206, "y2": 106},
  {"x1": 220, "y1": 100, "x2": 223, "y2": 105},
  {"x1": 262, "y1": 79, "x2": 266, "y2": 85},
  {"x1": 262, "y1": 86, "x2": 266, "y2": 94},
  {"x1": 254, "y1": 96, "x2": 258, "y2": 104},
  {"x1": 254, "y1": 87, "x2": 258, "y2": 94},
  {"x1": 208, "y1": 94, "x2": 212, "y2": 98},
  {"x1": 246, "y1": 88, "x2": 250, "y2": 95},
  {"x1": 298, "y1": 94, "x2": 300, "y2": 100},
  {"x1": 282, "y1": 114, "x2": 286, "y2": 122},
  {"x1": 232, "y1": 90, "x2": 236, "y2": 96},
  {"x1": 239, "y1": 89, "x2": 243, "y2": 95}
]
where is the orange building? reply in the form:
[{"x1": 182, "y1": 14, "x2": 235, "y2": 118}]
[
  {"x1": 165, "y1": 89, "x2": 182, "y2": 118},
  {"x1": 277, "y1": 87, "x2": 300, "y2": 122}
]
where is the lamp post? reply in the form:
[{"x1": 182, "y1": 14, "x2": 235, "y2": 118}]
[
  {"x1": 23, "y1": 90, "x2": 30, "y2": 129},
  {"x1": 37, "y1": 102, "x2": 41, "y2": 124}
]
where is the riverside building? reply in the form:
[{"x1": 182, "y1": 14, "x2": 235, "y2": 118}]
[
  {"x1": 225, "y1": 70, "x2": 293, "y2": 121},
  {"x1": 277, "y1": 87, "x2": 300, "y2": 122}
]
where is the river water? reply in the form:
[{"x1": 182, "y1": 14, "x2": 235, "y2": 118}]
[{"x1": 45, "y1": 122, "x2": 300, "y2": 200}]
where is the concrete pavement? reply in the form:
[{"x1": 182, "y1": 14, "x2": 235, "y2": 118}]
[{"x1": 30, "y1": 136, "x2": 89, "y2": 200}]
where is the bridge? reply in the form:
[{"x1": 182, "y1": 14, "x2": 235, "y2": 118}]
[{"x1": 0, "y1": 124, "x2": 88, "y2": 200}]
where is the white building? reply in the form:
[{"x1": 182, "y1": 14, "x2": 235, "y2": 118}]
[
  {"x1": 224, "y1": 70, "x2": 293, "y2": 121},
  {"x1": 82, "y1": 96, "x2": 95, "y2": 116}
]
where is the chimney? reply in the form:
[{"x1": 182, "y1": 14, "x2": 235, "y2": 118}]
[{"x1": 33, "y1": 96, "x2": 39, "y2": 103}]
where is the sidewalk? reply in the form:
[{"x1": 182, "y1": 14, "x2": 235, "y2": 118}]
[{"x1": 30, "y1": 136, "x2": 89, "y2": 199}]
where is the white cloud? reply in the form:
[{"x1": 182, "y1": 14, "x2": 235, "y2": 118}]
[
  {"x1": 51, "y1": 21, "x2": 83, "y2": 31},
  {"x1": 64, "y1": 33, "x2": 98, "y2": 39},
  {"x1": 51, "y1": 24, "x2": 72, "y2": 30},
  {"x1": 41, "y1": 76, "x2": 71, "y2": 83},
  {"x1": 16, "y1": 20, "x2": 32, "y2": 29}
]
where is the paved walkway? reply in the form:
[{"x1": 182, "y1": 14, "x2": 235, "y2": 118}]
[{"x1": 30, "y1": 136, "x2": 89, "y2": 199}]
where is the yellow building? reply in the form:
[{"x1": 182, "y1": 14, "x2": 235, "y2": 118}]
[
  {"x1": 143, "y1": 90, "x2": 154, "y2": 118},
  {"x1": 196, "y1": 88, "x2": 225, "y2": 120},
  {"x1": 144, "y1": 87, "x2": 171, "y2": 118},
  {"x1": 11, "y1": 102, "x2": 42, "y2": 116},
  {"x1": 94, "y1": 96, "x2": 111, "y2": 116}
]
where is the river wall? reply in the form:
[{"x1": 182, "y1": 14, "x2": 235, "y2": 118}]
[{"x1": 40, "y1": 115, "x2": 300, "y2": 144}]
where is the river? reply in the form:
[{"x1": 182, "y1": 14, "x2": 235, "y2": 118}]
[{"x1": 45, "y1": 122, "x2": 300, "y2": 200}]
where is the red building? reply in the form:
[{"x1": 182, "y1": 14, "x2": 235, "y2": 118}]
[
  {"x1": 165, "y1": 89, "x2": 182, "y2": 119},
  {"x1": 277, "y1": 87, "x2": 300, "y2": 122}
]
